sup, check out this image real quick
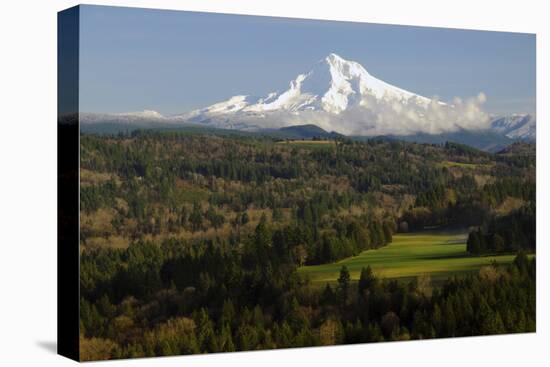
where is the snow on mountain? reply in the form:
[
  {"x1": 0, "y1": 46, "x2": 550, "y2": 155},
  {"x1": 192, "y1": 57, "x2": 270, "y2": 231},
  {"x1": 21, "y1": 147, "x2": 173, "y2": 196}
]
[
  {"x1": 177, "y1": 53, "x2": 489, "y2": 136},
  {"x1": 181, "y1": 53, "x2": 437, "y2": 117},
  {"x1": 80, "y1": 53, "x2": 534, "y2": 141},
  {"x1": 117, "y1": 110, "x2": 166, "y2": 120},
  {"x1": 490, "y1": 114, "x2": 536, "y2": 140},
  {"x1": 81, "y1": 110, "x2": 168, "y2": 124}
]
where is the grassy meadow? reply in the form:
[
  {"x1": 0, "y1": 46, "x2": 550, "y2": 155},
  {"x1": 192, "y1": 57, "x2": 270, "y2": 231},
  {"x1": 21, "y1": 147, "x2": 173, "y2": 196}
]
[{"x1": 299, "y1": 230, "x2": 523, "y2": 285}]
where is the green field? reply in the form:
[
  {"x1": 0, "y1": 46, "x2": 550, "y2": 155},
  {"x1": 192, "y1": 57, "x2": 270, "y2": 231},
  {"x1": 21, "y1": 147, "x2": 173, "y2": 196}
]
[{"x1": 298, "y1": 231, "x2": 522, "y2": 285}]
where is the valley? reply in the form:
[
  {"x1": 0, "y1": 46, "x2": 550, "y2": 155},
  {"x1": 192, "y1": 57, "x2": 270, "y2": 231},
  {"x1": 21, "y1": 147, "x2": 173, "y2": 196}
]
[
  {"x1": 78, "y1": 130, "x2": 535, "y2": 359},
  {"x1": 299, "y1": 230, "x2": 525, "y2": 285}
]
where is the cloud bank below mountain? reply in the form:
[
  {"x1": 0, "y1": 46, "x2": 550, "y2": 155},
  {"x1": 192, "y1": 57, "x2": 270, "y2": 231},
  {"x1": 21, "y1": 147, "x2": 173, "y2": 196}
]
[{"x1": 231, "y1": 92, "x2": 490, "y2": 136}]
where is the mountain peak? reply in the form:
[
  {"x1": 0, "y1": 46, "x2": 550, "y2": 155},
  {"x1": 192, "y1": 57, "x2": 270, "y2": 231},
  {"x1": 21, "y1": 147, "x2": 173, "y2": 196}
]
[
  {"x1": 326, "y1": 52, "x2": 346, "y2": 63},
  {"x1": 177, "y1": 53, "x2": 438, "y2": 121},
  {"x1": 135, "y1": 54, "x2": 500, "y2": 138},
  {"x1": 323, "y1": 52, "x2": 370, "y2": 76},
  {"x1": 325, "y1": 53, "x2": 357, "y2": 66}
]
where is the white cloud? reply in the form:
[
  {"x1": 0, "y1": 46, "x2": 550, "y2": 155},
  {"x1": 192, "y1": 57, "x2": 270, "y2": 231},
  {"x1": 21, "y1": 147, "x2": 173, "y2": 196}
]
[{"x1": 233, "y1": 92, "x2": 490, "y2": 136}]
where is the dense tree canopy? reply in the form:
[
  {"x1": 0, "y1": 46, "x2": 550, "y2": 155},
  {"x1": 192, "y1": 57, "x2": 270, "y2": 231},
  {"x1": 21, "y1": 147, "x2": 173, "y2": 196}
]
[{"x1": 78, "y1": 131, "x2": 535, "y2": 360}]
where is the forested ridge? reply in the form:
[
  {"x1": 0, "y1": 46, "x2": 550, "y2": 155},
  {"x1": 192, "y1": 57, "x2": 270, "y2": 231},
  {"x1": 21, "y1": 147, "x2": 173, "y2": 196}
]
[{"x1": 78, "y1": 131, "x2": 535, "y2": 360}]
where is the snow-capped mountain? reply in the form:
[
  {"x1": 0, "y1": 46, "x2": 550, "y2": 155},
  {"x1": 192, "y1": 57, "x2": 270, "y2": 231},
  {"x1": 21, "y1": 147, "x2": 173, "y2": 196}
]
[
  {"x1": 80, "y1": 53, "x2": 535, "y2": 143},
  {"x1": 175, "y1": 53, "x2": 464, "y2": 135},
  {"x1": 490, "y1": 114, "x2": 536, "y2": 141},
  {"x1": 182, "y1": 53, "x2": 435, "y2": 119},
  {"x1": 171, "y1": 53, "x2": 492, "y2": 136}
]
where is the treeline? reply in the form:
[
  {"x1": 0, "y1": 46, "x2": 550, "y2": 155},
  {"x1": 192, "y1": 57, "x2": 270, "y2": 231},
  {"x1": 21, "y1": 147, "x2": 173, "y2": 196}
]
[
  {"x1": 399, "y1": 175, "x2": 535, "y2": 232},
  {"x1": 79, "y1": 216, "x2": 535, "y2": 360},
  {"x1": 467, "y1": 205, "x2": 536, "y2": 254},
  {"x1": 80, "y1": 132, "x2": 535, "y2": 252},
  {"x1": 294, "y1": 197, "x2": 395, "y2": 264}
]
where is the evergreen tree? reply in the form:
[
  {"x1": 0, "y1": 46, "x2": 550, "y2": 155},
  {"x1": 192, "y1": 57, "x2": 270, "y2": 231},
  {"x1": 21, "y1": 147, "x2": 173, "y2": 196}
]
[
  {"x1": 358, "y1": 266, "x2": 375, "y2": 296},
  {"x1": 337, "y1": 265, "x2": 351, "y2": 306},
  {"x1": 189, "y1": 202, "x2": 203, "y2": 232}
]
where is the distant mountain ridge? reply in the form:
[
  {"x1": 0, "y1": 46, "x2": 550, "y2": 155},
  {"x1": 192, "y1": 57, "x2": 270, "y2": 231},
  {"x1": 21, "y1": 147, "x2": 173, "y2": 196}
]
[
  {"x1": 79, "y1": 53, "x2": 535, "y2": 148},
  {"x1": 489, "y1": 114, "x2": 535, "y2": 140},
  {"x1": 276, "y1": 124, "x2": 344, "y2": 139}
]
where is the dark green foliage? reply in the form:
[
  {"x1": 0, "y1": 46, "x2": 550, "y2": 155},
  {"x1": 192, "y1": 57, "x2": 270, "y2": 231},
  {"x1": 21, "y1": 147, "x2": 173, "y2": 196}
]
[
  {"x1": 80, "y1": 132, "x2": 534, "y2": 240},
  {"x1": 337, "y1": 266, "x2": 351, "y2": 305},
  {"x1": 189, "y1": 202, "x2": 203, "y2": 232},
  {"x1": 81, "y1": 240, "x2": 535, "y2": 359},
  {"x1": 358, "y1": 266, "x2": 376, "y2": 295},
  {"x1": 78, "y1": 131, "x2": 535, "y2": 359},
  {"x1": 467, "y1": 205, "x2": 535, "y2": 254}
]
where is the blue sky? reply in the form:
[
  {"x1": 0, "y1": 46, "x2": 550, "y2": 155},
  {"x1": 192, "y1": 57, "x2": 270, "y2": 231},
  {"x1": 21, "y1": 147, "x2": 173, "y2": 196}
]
[{"x1": 79, "y1": 5, "x2": 536, "y2": 115}]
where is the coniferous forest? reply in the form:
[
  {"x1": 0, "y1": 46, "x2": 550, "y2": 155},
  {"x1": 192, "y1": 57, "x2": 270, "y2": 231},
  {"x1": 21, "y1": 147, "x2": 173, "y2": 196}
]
[{"x1": 78, "y1": 130, "x2": 535, "y2": 360}]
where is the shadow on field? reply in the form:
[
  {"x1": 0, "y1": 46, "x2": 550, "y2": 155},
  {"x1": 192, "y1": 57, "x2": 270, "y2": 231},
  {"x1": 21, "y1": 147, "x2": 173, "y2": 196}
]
[{"x1": 419, "y1": 253, "x2": 469, "y2": 260}]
